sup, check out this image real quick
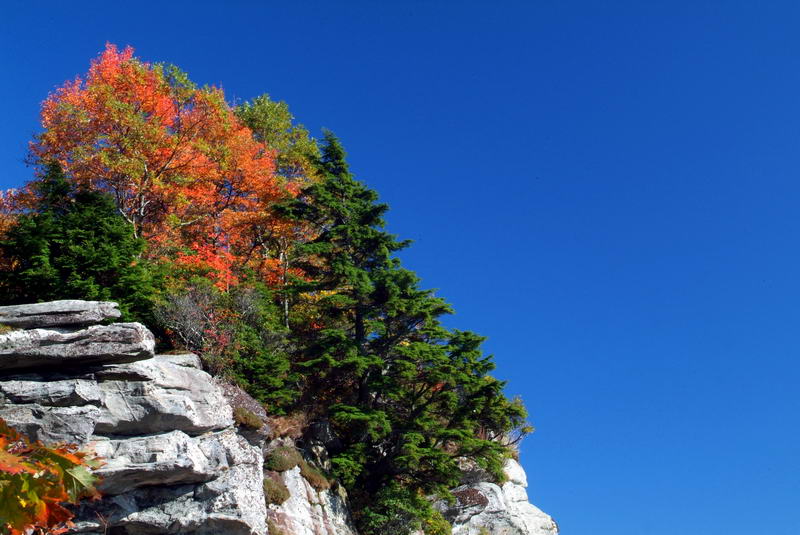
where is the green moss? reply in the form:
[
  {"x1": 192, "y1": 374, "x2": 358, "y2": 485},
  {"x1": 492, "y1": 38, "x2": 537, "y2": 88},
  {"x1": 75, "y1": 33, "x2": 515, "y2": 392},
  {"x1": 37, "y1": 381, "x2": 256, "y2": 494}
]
[
  {"x1": 264, "y1": 446, "x2": 303, "y2": 472},
  {"x1": 263, "y1": 473, "x2": 290, "y2": 505},
  {"x1": 0, "y1": 324, "x2": 15, "y2": 335},
  {"x1": 233, "y1": 406, "x2": 263, "y2": 430}
]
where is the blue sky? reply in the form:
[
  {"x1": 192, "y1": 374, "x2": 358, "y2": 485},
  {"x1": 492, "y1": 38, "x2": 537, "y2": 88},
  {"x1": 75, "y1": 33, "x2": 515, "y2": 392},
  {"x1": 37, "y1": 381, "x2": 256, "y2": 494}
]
[{"x1": 2, "y1": 2, "x2": 798, "y2": 533}]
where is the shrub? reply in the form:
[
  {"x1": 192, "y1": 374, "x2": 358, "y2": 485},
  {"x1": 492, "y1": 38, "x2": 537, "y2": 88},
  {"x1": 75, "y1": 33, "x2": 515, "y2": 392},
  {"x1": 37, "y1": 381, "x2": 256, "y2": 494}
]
[
  {"x1": 234, "y1": 407, "x2": 264, "y2": 430},
  {"x1": 263, "y1": 472, "x2": 290, "y2": 505},
  {"x1": 264, "y1": 446, "x2": 303, "y2": 472}
]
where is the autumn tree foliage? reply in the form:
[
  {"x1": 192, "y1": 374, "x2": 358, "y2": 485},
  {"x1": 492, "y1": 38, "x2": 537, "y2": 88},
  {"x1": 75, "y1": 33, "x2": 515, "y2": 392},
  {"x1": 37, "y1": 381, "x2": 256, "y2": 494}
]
[
  {"x1": 0, "y1": 418, "x2": 100, "y2": 535},
  {"x1": 26, "y1": 44, "x2": 300, "y2": 289},
  {"x1": 0, "y1": 46, "x2": 532, "y2": 535}
]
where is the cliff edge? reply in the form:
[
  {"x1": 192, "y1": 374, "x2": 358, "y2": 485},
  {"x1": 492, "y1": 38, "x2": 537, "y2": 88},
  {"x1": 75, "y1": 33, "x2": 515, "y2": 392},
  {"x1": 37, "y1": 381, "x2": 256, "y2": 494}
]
[{"x1": 0, "y1": 300, "x2": 557, "y2": 535}]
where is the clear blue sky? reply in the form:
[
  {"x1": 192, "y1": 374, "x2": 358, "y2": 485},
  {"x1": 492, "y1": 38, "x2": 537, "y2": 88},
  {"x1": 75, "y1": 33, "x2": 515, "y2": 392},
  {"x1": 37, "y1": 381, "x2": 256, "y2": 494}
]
[{"x1": 2, "y1": 2, "x2": 798, "y2": 533}]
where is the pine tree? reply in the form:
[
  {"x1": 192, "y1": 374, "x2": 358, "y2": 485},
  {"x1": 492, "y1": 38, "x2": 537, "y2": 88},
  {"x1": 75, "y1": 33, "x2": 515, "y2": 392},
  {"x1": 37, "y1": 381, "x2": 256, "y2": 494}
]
[
  {"x1": 0, "y1": 162, "x2": 157, "y2": 321},
  {"x1": 285, "y1": 132, "x2": 528, "y2": 534}
]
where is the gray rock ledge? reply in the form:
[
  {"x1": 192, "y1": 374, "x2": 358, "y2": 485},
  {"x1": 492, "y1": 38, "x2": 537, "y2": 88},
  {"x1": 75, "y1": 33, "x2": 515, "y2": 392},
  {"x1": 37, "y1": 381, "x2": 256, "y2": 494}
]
[
  {"x1": 0, "y1": 300, "x2": 121, "y2": 329},
  {"x1": 0, "y1": 323, "x2": 154, "y2": 372}
]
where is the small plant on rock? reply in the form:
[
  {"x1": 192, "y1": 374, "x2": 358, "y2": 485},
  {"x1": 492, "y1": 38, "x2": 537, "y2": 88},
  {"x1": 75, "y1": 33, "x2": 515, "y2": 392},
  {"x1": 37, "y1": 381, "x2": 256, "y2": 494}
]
[
  {"x1": 264, "y1": 446, "x2": 303, "y2": 472},
  {"x1": 267, "y1": 519, "x2": 288, "y2": 535},
  {"x1": 263, "y1": 445, "x2": 331, "y2": 491},
  {"x1": 233, "y1": 407, "x2": 264, "y2": 430},
  {"x1": 263, "y1": 472, "x2": 290, "y2": 505},
  {"x1": 299, "y1": 460, "x2": 330, "y2": 491}
]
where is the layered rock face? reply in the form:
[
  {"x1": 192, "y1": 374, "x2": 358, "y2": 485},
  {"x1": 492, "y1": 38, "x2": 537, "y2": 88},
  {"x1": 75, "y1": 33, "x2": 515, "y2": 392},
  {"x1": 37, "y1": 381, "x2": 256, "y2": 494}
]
[
  {"x1": 0, "y1": 300, "x2": 558, "y2": 535},
  {"x1": 0, "y1": 301, "x2": 266, "y2": 535}
]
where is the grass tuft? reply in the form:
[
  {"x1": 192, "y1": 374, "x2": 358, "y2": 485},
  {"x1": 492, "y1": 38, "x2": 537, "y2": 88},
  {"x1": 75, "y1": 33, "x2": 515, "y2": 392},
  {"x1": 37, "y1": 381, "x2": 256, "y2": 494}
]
[
  {"x1": 263, "y1": 472, "x2": 290, "y2": 505},
  {"x1": 263, "y1": 445, "x2": 331, "y2": 490},
  {"x1": 233, "y1": 406, "x2": 264, "y2": 429}
]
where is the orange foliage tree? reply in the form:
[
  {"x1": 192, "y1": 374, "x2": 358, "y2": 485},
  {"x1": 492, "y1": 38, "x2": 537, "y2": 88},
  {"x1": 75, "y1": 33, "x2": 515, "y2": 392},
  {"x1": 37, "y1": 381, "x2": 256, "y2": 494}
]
[{"x1": 25, "y1": 44, "x2": 301, "y2": 289}]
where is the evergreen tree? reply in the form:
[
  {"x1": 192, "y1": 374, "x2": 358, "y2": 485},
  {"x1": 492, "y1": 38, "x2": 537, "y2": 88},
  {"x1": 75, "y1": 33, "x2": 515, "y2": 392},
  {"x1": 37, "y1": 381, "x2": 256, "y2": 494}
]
[
  {"x1": 285, "y1": 132, "x2": 529, "y2": 534},
  {"x1": 0, "y1": 162, "x2": 157, "y2": 321}
]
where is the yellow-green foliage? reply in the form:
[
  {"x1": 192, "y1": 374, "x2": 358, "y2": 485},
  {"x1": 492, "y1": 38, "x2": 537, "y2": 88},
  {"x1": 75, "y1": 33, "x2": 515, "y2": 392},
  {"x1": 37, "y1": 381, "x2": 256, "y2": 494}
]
[
  {"x1": 0, "y1": 418, "x2": 101, "y2": 535},
  {"x1": 233, "y1": 407, "x2": 263, "y2": 430},
  {"x1": 0, "y1": 324, "x2": 15, "y2": 335},
  {"x1": 263, "y1": 473, "x2": 290, "y2": 505}
]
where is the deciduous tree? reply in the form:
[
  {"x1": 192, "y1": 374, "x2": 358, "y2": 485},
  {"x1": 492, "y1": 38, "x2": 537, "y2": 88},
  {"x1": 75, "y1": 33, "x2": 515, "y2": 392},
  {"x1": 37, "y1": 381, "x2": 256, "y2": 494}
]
[{"x1": 26, "y1": 44, "x2": 296, "y2": 288}]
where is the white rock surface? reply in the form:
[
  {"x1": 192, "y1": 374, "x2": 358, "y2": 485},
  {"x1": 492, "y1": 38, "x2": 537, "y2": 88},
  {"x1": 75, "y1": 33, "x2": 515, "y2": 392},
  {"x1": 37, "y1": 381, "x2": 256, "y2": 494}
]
[
  {"x1": 0, "y1": 377, "x2": 101, "y2": 406},
  {"x1": 74, "y1": 431, "x2": 267, "y2": 535},
  {"x1": 93, "y1": 429, "x2": 236, "y2": 494},
  {"x1": 267, "y1": 465, "x2": 357, "y2": 535},
  {"x1": 0, "y1": 403, "x2": 102, "y2": 444},
  {"x1": 438, "y1": 459, "x2": 559, "y2": 535},
  {"x1": 94, "y1": 355, "x2": 233, "y2": 435}
]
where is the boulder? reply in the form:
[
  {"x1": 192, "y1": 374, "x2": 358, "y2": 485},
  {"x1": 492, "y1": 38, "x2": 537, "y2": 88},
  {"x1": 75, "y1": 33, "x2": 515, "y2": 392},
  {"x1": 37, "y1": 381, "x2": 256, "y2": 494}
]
[
  {"x1": 0, "y1": 377, "x2": 101, "y2": 406},
  {"x1": 0, "y1": 403, "x2": 101, "y2": 444},
  {"x1": 94, "y1": 428, "x2": 247, "y2": 495},
  {"x1": 0, "y1": 323, "x2": 154, "y2": 371},
  {"x1": 94, "y1": 355, "x2": 233, "y2": 436},
  {"x1": 0, "y1": 300, "x2": 120, "y2": 329},
  {"x1": 72, "y1": 431, "x2": 266, "y2": 535}
]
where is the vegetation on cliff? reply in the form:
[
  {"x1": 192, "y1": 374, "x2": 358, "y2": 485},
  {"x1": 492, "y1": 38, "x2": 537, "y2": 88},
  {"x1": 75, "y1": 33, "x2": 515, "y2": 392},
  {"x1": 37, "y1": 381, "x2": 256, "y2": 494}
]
[{"x1": 0, "y1": 45, "x2": 530, "y2": 535}]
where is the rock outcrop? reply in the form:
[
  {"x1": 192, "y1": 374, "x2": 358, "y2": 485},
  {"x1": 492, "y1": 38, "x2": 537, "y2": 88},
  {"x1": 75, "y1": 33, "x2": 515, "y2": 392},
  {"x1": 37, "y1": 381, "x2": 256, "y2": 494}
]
[
  {"x1": 0, "y1": 301, "x2": 266, "y2": 535},
  {"x1": 437, "y1": 459, "x2": 558, "y2": 535},
  {"x1": 0, "y1": 300, "x2": 558, "y2": 535}
]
